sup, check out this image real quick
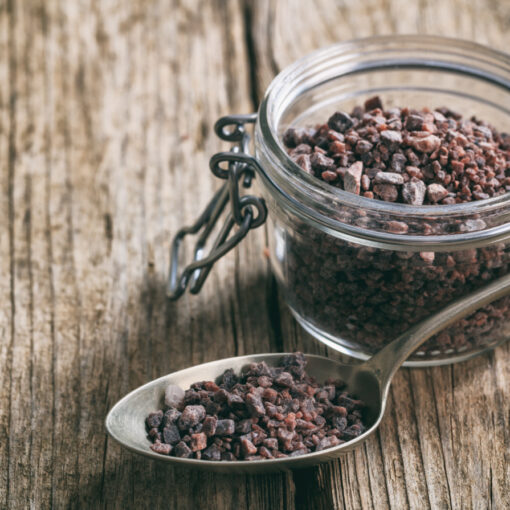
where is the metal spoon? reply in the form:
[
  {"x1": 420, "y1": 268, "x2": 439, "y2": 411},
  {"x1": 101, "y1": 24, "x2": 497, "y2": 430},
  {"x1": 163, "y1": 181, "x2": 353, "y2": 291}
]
[{"x1": 106, "y1": 273, "x2": 510, "y2": 473}]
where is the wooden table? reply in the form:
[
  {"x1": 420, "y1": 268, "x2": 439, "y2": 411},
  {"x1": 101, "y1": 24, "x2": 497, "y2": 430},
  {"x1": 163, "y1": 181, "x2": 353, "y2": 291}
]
[{"x1": 1, "y1": 1, "x2": 509, "y2": 508}]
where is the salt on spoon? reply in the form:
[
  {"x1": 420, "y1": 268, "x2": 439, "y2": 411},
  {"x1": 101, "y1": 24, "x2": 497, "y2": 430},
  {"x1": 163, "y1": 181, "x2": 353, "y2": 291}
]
[{"x1": 164, "y1": 384, "x2": 185, "y2": 408}]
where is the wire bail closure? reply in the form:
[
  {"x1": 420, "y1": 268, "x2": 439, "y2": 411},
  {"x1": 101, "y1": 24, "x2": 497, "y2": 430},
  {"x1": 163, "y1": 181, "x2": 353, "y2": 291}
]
[{"x1": 167, "y1": 114, "x2": 267, "y2": 300}]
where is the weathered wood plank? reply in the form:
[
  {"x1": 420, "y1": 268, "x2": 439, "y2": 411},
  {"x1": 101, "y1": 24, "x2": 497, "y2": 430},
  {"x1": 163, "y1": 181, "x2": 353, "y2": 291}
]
[
  {"x1": 0, "y1": 1, "x2": 15, "y2": 508},
  {"x1": 249, "y1": 1, "x2": 510, "y2": 509},
  {"x1": 7, "y1": 0, "x2": 40, "y2": 507}
]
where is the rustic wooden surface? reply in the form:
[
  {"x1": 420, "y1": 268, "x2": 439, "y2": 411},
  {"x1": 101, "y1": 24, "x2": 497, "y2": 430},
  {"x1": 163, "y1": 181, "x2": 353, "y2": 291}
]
[{"x1": 1, "y1": 0, "x2": 509, "y2": 508}]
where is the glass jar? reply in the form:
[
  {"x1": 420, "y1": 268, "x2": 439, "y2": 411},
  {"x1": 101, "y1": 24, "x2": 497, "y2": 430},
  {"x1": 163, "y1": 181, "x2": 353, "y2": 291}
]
[
  {"x1": 170, "y1": 35, "x2": 510, "y2": 366},
  {"x1": 253, "y1": 35, "x2": 510, "y2": 366}
]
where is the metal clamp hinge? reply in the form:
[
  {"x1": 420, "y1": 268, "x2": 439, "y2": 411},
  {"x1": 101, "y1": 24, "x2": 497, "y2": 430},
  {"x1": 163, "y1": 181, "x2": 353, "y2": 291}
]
[{"x1": 167, "y1": 114, "x2": 267, "y2": 300}]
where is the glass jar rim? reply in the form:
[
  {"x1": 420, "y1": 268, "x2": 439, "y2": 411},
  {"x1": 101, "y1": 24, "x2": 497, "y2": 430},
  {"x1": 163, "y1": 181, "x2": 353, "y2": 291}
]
[{"x1": 256, "y1": 35, "x2": 510, "y2": 247}]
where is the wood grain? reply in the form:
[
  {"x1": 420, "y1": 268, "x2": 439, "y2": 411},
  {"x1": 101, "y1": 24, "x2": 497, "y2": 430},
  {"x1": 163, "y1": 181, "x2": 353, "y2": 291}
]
[{"x1": 0, "y1": 0, "x2": 508, "y2": 509}]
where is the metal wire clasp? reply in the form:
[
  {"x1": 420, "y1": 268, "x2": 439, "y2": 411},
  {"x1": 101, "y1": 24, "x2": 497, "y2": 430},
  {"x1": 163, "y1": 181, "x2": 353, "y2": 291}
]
[{"x1": 167, "y1": 114, "x2": 267, "y2": 300}]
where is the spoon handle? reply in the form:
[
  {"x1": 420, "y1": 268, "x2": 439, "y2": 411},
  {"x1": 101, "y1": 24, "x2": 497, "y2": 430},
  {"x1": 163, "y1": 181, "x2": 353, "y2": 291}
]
[{"x1": 365, "y1": 273, "x2": 510, "y2": 384}]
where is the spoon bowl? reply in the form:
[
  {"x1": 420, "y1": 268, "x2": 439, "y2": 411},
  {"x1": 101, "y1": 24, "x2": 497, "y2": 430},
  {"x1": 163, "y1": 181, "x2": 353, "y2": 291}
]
[{"x1": 106, "y1": 273, "x2": 510, "y2": 473}]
